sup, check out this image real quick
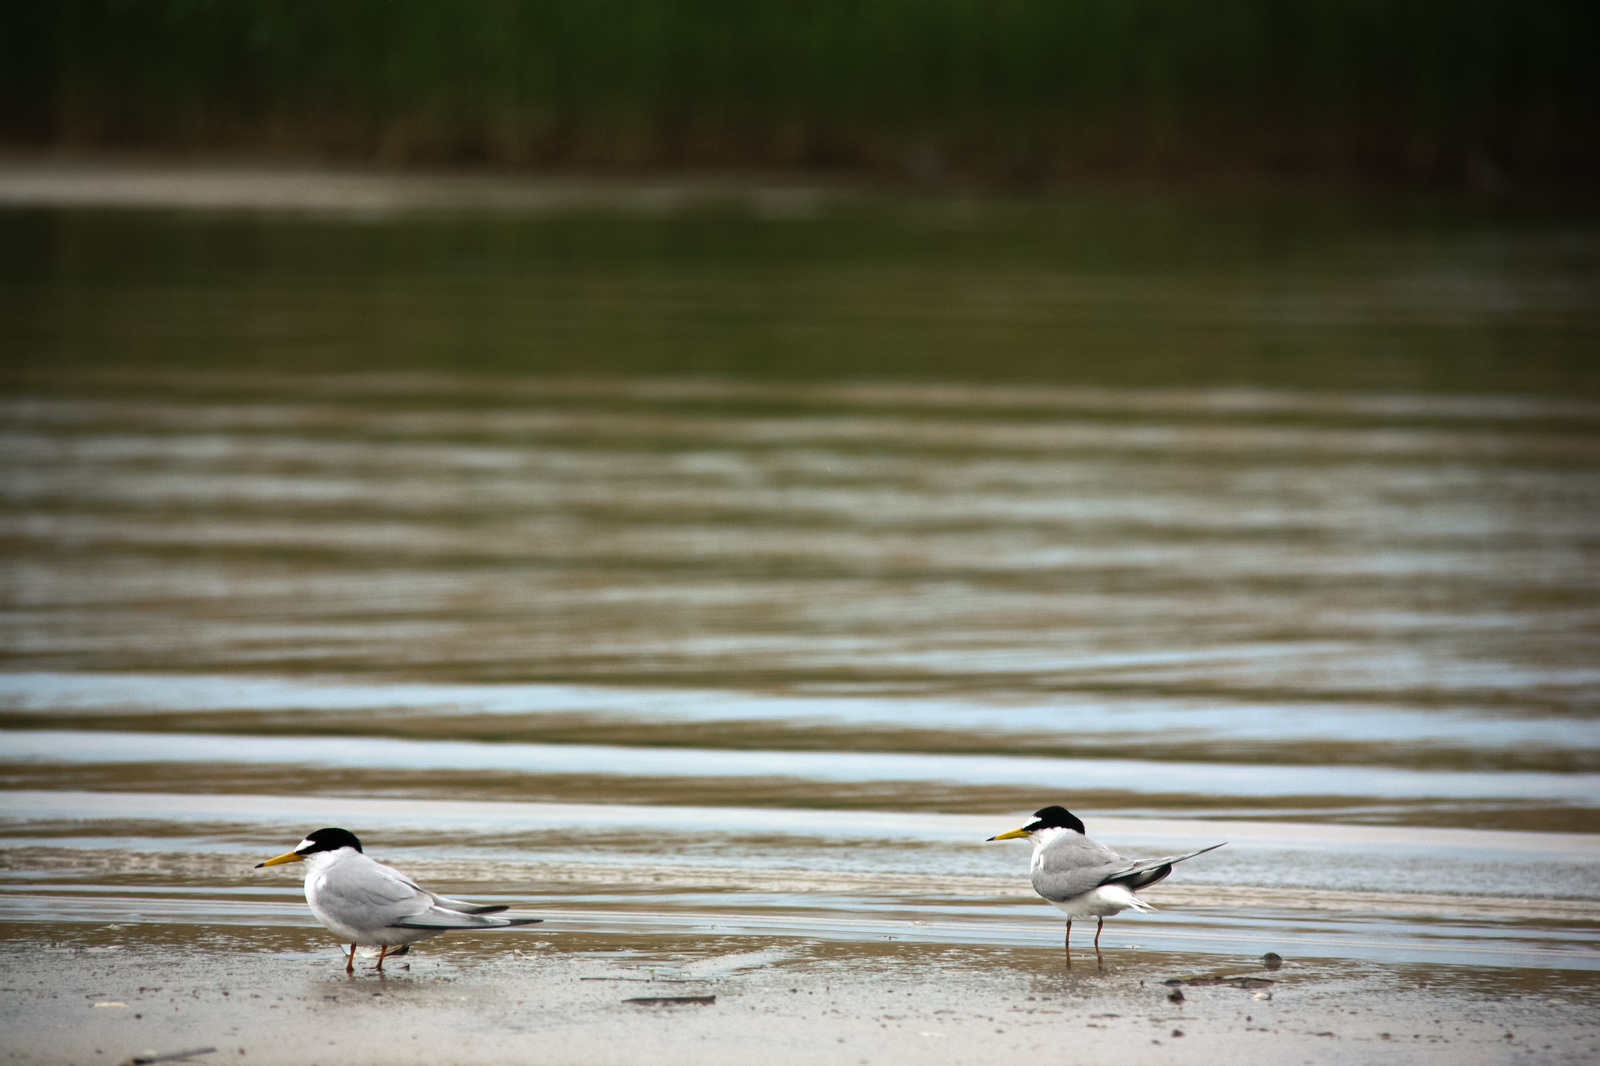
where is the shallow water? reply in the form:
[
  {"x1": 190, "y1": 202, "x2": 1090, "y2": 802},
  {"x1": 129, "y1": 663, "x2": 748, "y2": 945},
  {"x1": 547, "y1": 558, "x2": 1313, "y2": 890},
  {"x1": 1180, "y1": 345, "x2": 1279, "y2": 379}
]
[{"x1": 1, "y1": 195, "x2": 1598, "y2": 988}]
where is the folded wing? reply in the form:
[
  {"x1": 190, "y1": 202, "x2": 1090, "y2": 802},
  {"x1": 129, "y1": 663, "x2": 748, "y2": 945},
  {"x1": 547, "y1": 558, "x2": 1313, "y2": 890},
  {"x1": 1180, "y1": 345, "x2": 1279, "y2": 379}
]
[
  {"x1": 319, "y1": 859, "x2": 541, "y2": 930},
  {"x1": 391, "y1": 906, "x2": 542, "y2": 930},
  {"x1": 1032, "y1": 840, "x2": 1225, "y2": 902},
  {"x1": 429, "y1": 894, "x2": 510, "y2": 915},
  {"x1": 1030, "y1": 834, "x2": 1131, "y2": 902}
]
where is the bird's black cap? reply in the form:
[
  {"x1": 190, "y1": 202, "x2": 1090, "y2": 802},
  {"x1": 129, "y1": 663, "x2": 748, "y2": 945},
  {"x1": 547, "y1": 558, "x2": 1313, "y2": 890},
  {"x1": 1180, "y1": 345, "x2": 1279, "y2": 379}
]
[
  {"x1": 1026, "y1": 806, "x2": 1086, "y2": 834},
  {"x1": 297, "y1": 827, "x2": 363, "y2": 854},
  {"x1": 254, "y1": 827, "x2": 364, "y2": 869}
]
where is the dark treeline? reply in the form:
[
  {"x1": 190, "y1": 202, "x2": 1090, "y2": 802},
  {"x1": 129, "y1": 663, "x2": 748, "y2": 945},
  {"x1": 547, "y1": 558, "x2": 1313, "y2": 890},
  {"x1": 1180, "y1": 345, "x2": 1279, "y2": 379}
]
[{"x1": 3, "y1": 0, "x2": 1596, "y2": 188}]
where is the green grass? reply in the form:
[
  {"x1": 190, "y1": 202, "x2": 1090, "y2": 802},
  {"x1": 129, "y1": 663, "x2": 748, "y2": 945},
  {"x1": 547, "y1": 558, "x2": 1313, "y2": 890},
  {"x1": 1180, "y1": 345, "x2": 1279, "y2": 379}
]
[{"x1": 4, "y1": 0, "x2": 1597, "y2": 185}]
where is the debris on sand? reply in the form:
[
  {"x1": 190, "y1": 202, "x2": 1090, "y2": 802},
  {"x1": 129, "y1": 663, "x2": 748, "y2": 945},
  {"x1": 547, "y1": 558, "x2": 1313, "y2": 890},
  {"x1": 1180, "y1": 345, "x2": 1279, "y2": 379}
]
[
  {"x1": 1165, "y1": 975, "x2": 1277, "y2": 989},
  {"x1": 119, "y1": 1049, "x2": 216, "y2": 1066}
]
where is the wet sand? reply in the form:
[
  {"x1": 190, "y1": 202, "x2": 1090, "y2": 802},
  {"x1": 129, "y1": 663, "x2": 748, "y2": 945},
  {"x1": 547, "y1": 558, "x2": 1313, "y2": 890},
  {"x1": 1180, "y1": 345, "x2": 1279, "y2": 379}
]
[{"x1": 7, "y1": 922, "x2": 1598, "y2": 1066}]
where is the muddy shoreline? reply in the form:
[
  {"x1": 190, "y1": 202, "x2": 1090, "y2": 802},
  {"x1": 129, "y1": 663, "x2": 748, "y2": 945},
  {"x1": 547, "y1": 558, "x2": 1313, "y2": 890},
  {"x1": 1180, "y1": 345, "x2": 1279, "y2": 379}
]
[{"x1": 6, "y1": 922, "x2": 1597, "y2": 1066}]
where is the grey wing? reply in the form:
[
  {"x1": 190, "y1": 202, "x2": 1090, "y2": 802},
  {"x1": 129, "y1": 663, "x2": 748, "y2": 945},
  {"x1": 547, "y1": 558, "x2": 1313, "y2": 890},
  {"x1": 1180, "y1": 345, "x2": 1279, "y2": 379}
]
[
  {"x1": 320, "y1": 861, "x2": 542, "y2": 930},
  {"x1": 393, "y1": 892, "x2": 542, "y2": 930},
  {"x1": 1102, "y1": 842, "x2": 1228, "y2": 891},
  {"x1": 392, "y1": 909, "x2": 540, "y2": 930},
  {"x1": 398, "y1": 879, "x2": 542, "y2": 930},
  {"x1": 319, "y1": 863, "x2": 435, "y2": 928},
  {"x1": 1031, "y1": 836, "x2": 1139, "y2": 902},
  {"x1": 428, "y1": 893, "x2": 509, "y2": 915}
]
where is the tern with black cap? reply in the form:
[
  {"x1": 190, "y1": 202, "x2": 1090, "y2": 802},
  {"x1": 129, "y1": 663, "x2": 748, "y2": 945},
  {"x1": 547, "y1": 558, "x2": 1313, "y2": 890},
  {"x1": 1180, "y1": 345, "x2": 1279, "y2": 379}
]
[
  {"x1": 988, "y1": 806, "x2": 1223, "y2": 955},
  {"x1": 256, "y1": 828, "x2": 541, "y2": 972}
]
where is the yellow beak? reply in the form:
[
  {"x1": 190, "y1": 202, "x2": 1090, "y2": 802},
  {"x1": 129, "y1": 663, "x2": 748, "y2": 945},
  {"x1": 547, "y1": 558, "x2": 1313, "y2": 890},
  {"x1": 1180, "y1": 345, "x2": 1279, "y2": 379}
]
[
  {"x1": 255, "y1": 851, "x2": 305, "y2": 868},
  {"x1": 987, "y1": 827, "x2": 1031, "y2": 841}
]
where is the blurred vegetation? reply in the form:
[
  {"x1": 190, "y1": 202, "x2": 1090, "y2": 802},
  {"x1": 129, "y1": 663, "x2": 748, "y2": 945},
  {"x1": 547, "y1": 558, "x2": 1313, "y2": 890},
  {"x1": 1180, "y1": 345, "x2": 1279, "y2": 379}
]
[
  {"x1": 6, "y1": 202, "x2": 1598, "y2": 394},
  {"x1": 2, "y1": 0, "x2": 1596, "y2": 187}
]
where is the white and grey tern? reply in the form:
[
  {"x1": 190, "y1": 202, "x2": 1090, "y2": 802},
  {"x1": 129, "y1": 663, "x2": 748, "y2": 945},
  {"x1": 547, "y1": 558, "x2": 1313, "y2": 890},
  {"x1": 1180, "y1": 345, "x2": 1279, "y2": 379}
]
[
  {"x1": 988, "y1": 806, "x2": 1224, "y2": 953},
  {"x1": 257, "y1": 828, "x2": 541, "y2": 972}
]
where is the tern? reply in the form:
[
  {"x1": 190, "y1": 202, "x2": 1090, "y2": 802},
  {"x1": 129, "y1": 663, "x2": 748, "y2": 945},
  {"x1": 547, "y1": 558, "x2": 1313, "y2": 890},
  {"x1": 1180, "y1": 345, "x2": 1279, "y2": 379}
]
[
  {"x1": 256, "y1": 828, "x2": 541, "y2": 972},
  {"x1": 988, "y1": 806, "x2": 1223, "y2": 954}
]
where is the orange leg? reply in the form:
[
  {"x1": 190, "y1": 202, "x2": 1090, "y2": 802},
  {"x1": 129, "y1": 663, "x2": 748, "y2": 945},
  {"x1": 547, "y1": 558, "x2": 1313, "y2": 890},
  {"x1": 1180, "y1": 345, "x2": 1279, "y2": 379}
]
[
  {"x1": 345, "y1": 943, "x2": 357, "y2": 974},
  {"x1": 1094, "y1": 917, "x2": 1105, "y2": 952},
  {"x1": 376, "y1": 945, "x2": 390, "y2": 971}
]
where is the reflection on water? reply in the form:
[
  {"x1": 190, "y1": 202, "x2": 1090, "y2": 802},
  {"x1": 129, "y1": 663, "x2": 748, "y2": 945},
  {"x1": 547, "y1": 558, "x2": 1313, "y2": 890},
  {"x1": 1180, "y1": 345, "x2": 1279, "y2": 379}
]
[
  {"x1": 1, "y1": 199, "x2": 1598, "y2": 975},
  {"x1": 3, "y1": 380, "x2": 1596, "y2": 713},
  {"x1": 6, "y1": 728, "x2": 1600, "y2": 809}
]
